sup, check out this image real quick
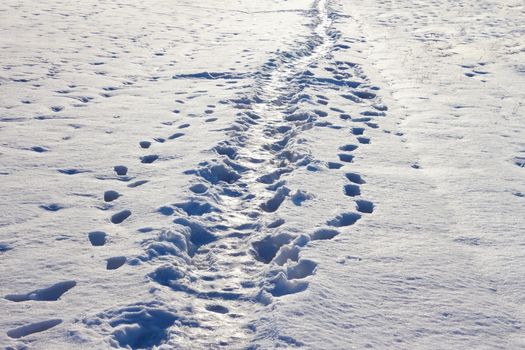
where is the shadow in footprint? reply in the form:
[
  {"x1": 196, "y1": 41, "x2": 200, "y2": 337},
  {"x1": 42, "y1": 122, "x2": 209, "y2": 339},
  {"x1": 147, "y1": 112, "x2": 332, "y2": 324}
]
[
  {"x1": 107, "y1": 256, "x2": 127, "y2": 270},
  {"x1": 310, "y1": 228, "x2": 340, "y2": 240},
  {"x1": 139, "y1": 141, "x2": 151, "y2": 149},
  {"x1": 111, "y1": 210, "x2": 132, "y2": 224},
  {"x1": 40, "y1": 204, "x2": 64, "y2": 212},
  {"x1": 261, "y1": 187, "x2": 290, "y2": 213},
  {"x1": 344, "y1": 184, "x2": 361, "y2": 197},
  {"x1": 205, "y1": 304, "x2": 229, "y2": 314},
  {"x1": 252, "y1": 233, "x2": 293, "y2": 264},
  {"x1": 104, "y1": 190, "x2": 120, "y2": 202},
  {"x1": 114, "y1": 165, "x2": 128, "y2": 176},
  {"x1": 5, "y1": 281, "x2": 76, "y2": 302},
  {"x1": 339, "y1": 144, "x2": 358, "y2": 152},
  {"x1": 327, "y1": 212, "x2": 361, "y2": 227},
  {"x1": 356, "y1": 199, "x2": 374, "y2": 213},
  {"x1": 327, "y1": 162, "x2": 343, "y2": 169},
  {"x1": 338, "y1": 154, "x2": 354, "y2": 163},
  {"x1": 141, "y1": 155, "x2": 159, "y2": 164},
  {"x1": 88, "y1": 231, "x2": 107, "y2": 246},
  {"x1": 345, "y1": 172, "x2": 365, "y2": 184},
  {"x1": 7, "y1": 319, "x2": 62, "y2": 339}
]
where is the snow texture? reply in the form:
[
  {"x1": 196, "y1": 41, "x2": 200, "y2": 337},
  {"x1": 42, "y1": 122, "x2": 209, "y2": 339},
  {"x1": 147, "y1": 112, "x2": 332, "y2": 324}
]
[{"x1": 0, "y1": 0, "x2": 524, "y2": 349}]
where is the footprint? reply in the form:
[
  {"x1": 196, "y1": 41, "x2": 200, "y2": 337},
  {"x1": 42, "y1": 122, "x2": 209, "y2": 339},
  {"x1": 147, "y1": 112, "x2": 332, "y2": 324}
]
[
  {"x1": 351, "y1": 127, "x2": 365, "y2": 136},
  {"x1": 515, "y1": 156, "x2": 525, "y2": 168},
  {"x1": 344, "y1": 184, "x2": 361, "y2": 197},
  {"x1": 140, "y1": 155, "x2": 159, "y2": 164},
  {"x1": 357, "y1": 137, "x2": 370, "y2": 144},
  {"x1": 82, "y1": 301, "x2": 177, "y2": 349},
  {"x1": 88, "y1": 231, "x2": 107, "y2": 246},
  {"x1": 341, "y1": 94, "x2": 361, "y2": 103},
  {"x1": 257, "y1": 168, "x2": 291, "y2": 185},
  {"x1": 351, "y1": 90, "x2": 376, "y2": 100},
  {"x1": 361, "y1": 110, "x2": 385, "y2": 117},
  {"x1": 291, "y1": 190, "x2": 312, "y2": 206},
  {"x1": 261, "y1": 187, "x2": 290, "y2": 213},
  {"x1": 197, "y1": 163, "x2": 241, "y2": 184},
  {"x1": 40, "y1": 204, "x2": 64, "y2": 212},
  {"x1": 31, "y1": 146, "x2": 49, "y2": 153},
  {"x1": 139, "y1": 141, "x2": 151, "y2": 149},
  {"x1": 345, "y1": 172, "x2": 365, "y2": 184},
  {"x1": 5, "y1": 281, "x2": 76, "y2": 302},
  {"x1": 252, "y1": 233, "x2": 294, "y2": 264},
  {"x1": 128, "y1": 180, "x2": 148, "y2": 188},
  {"x1": 0, "y1": 243, "x2": 12, "y2": 253},
  {"x1": 174, "y1": 200, "x2": 215, "y2": 216},
  {"x1": 327, "y1": 212, "x2": 361, "y2": 227},
  {"x1": 106, "y1": 256, "x2": 126, "y2": 270},
  {"x1": 114, "y1": 165, "x2": 128, "y2": 176},
  {"x1": 189, "y1": 183, "x2": 208, "y2": 194},
  {"x1": 158, "y1": 206, "x2": 174, "y2": 216},
  {"x1": 7, "y1": 319, "x2": 62, "y2": 339},
  {"x1": 267, "y1": 218, "x2": 285, "y2": 228},
  {"x1": 111, "y1": 210, "x2": 132, "y2": 224},
  {"x1": 104, "y1": 190, "x2": 120, "y2": 202},
  {"x1": 314, "y1": 109, "x2": 328, "y2": 117},
  {"x1": 339, "y1": 144, "x2": 358, "y2": 152},
  {"x1": 356, "y1": 199, "x2": 374, "y2": 213},
  {"x1": 173, "y1": 218, "x2": 217, "y2": 248},
  {"x1": 205, "y1": 304, "x2": 229, "y2": 314},
  {"x1": 310, "y1": 228, "x2": 339, "y2": 240},
  {"x1": 169, "y1": 133, "x2": 184, "y2": 140},
  {"x1": 338, "y1": 154, "x2": 354, "y2": 163},
  {"x1": 214, "y1": 145, "x2": 237, "y2": 159},
  {"x1": 327, "y1": 162, "x2": 343, "y2": 169},
  {"x1": 58, "y1": 168, "x2": 90, "y2": 175}
]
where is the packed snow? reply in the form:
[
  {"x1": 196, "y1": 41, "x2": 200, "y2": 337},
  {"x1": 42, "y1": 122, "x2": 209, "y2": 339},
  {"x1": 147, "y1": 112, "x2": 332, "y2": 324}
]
[{"x1": 1, "y1": 0, "x2": 524, "y2": 349}]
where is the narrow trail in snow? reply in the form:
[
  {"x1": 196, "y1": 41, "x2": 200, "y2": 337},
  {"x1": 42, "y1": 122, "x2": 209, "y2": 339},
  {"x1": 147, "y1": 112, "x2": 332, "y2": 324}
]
[{"x1": 75, "y1": 0, "x2": 389, "y2": 348}]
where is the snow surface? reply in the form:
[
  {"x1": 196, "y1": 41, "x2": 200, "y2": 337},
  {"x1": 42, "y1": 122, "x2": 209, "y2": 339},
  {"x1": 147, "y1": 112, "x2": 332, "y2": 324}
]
[{"x1": 1, "y1": 0, "x2": 524, "y2": 349}]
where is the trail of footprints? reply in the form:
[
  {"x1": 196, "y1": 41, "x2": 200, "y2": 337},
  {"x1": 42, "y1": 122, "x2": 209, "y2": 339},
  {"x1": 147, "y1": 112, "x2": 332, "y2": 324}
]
[{"x1": 5, "y1": 0, "x2": 383, "y2": 346}]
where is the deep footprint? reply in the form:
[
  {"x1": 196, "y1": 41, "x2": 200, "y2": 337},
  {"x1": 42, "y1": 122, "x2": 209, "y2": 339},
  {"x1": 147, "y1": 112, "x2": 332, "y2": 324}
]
[
  {"x1": 344, "y1": 184, "x2": 361, "y2": 197},
  {"x1": 111, "y1": 210, "x2": 132, "y2": 224},
  {"x1": 88, "y1": 231, "x2": 107, "y2": 246},
  {"x1": 141, "y1": 155, "x2": 159, "y2": 164},
  {"x1": 114, "y1": 165, "x2": 128, "y2": 176},
  {"x1": 106, "y1": 256, "x2": 127, "y2": 270},
  {"x1": 338, "y1": 153, "x2": 354, "y2": 163},
  {"x1": 310, "y1": 228, "x2": 340, "y2": 240},
  {"x1": 104, "y1": 190, "x2": 120, "y2": 202},
  {"x1": 356, "y1": 199, "x2": 374, "y2": 213},
  {"x1": 139, "y1": 141, "x2": 151, "y2": 149},
  {"x1": 345, "y1": 172, "x2": 365, "y2": 184}
]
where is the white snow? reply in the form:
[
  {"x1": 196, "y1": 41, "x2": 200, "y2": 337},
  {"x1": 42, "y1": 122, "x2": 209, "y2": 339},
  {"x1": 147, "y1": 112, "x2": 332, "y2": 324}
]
[{"x1": 1, "y1": 0, "x2": 524, "y2": 349}]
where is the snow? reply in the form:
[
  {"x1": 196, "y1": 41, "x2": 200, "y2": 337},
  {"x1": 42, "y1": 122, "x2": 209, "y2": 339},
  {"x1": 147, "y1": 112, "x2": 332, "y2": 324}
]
[{"x1": 1, "y1": 0, "x2": 524, "y2": 349}]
